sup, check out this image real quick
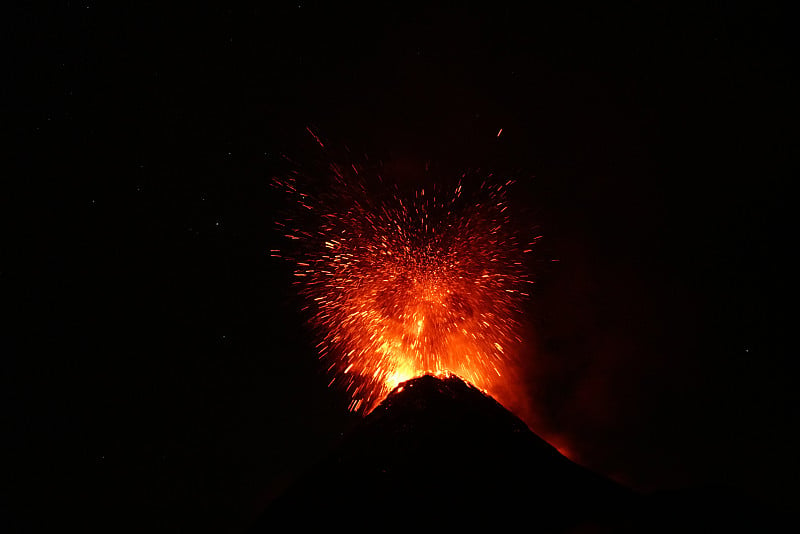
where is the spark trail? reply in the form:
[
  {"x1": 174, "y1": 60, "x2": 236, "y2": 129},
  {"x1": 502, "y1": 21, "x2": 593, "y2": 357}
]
[{"x1": 273, "y1": 144, "x2": 534, "y2": 413}]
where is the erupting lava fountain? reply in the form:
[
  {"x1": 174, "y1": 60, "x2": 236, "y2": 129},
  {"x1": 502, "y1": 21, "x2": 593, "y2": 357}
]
[{"x1": 273, "y1": 133, "x2": 538, "y2": 413}]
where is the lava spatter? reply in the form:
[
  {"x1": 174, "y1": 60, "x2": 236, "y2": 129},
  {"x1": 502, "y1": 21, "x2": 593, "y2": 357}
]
[{"x1": 273, "y1": 143, "x2": 534, "y2": 413}]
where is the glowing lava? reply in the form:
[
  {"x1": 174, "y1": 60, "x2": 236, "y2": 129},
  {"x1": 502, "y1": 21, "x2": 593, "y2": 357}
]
[{"x1": 274, "y1": 153, "x2": 534, "y2": 413}]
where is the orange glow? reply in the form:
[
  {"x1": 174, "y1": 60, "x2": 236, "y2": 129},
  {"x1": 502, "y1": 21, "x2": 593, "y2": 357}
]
[{"x1": 275, "y1": 166, "x2": 532, "y2": 413}]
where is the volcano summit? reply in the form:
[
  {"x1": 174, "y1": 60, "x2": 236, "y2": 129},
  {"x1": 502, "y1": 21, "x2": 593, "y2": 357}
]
[{"x1": 252, "y1": 374, "x2": 635, "y2": 530}]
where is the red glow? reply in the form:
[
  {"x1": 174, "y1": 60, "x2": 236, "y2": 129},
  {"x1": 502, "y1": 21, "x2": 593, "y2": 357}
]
[{"x1": 275, "y1": 151, "x2": 532, "y2": 413}]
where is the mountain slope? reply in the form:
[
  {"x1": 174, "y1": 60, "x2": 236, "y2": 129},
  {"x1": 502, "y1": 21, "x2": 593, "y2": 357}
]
[{"x1": 252, "y1": 374, "x2": 635, "y2": 531}]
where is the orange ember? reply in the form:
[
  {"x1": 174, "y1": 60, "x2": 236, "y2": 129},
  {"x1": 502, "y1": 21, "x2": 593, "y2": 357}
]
[{"x1": 275, "y1": 165, "x2": 533, "y2": 413}]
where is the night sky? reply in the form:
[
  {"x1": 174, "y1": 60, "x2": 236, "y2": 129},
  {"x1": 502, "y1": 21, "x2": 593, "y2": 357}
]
[{"x1": 5, "y1": 2, "x2": 795, "y2": 532}]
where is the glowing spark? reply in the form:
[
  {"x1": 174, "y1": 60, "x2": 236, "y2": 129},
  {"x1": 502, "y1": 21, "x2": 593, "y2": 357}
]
[
  {"x1": 305, "y1": 126, "x2": 325, "y2": 148},
  {"x1": 275, "y1": 155, "x2": 530, "y2": 413}
]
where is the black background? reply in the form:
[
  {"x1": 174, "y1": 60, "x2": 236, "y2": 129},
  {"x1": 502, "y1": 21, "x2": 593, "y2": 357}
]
[{"x1": 4, "y1": 2, "x2": 795, "y2": 532}]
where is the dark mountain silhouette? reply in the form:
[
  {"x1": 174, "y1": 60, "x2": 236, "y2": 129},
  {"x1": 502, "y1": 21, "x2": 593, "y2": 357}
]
[
  {"x1": 250, "y1": 374, "x2": 782, "y2": 532},
  {"x1": 251, "y1": 374, "x2": 636, "y2": 531}
]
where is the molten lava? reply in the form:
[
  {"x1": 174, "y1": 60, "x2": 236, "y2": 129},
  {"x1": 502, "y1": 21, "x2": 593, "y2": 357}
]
[{"x1": 274, "y1": 148, "x2": 533, "y2": 413}]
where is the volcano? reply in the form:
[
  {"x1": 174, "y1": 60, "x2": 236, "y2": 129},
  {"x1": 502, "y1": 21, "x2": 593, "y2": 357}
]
[
  {"x1": 251, "y1": 374, "x2": 636, "y2": 531},
  {"x1": 250, "y1": 374, "x2": 782, "y2": 532}
]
